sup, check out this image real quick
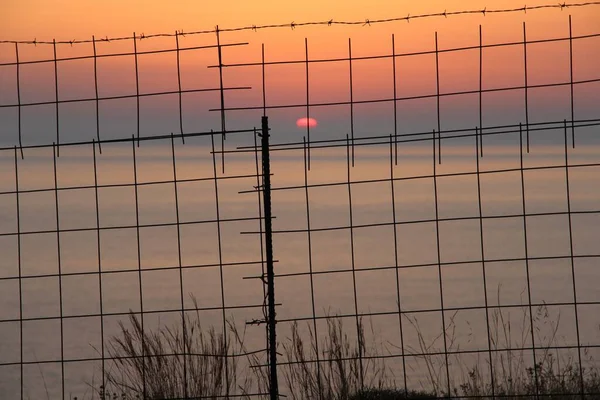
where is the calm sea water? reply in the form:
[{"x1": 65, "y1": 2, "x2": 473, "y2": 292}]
[{"x1": 0, "y1": 134, "x2": 599, "y2": 398}]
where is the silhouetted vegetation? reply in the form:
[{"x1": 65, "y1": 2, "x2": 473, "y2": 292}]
[{"x1": 90, "y1": 293, "x2": 600, "y2": 399}]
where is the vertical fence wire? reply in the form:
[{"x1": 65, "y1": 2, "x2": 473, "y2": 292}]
[
  {"x1": 261, "y1": 116, "x2": 279, "y2": 400},
  {"x1": 131, "y1": 137, "x2": 147, "y2": 398},
  {"x1": 302, "y1": 135, "x2": 323, "y2": 398},
  {"x1": 389, "y1": 135, "x2": 408, "y2": 395},
  {"x1": 133, "y1": 34, "x2": 141, "y2": 146},
  {"x1": 523, "y1": 23, "x2": 530, "y2": 154},
  {"x1": 568, "y1": 16, "x2": 576, "y2": 148},
  {"x1": 91, "y1": 139, "x2": 106, "y2": 395},
  {"x1": 216, "y1": 26, "x2": 227, "y2": 173},
  {"x1": 210, "y1": 132, "x2": 231, "y2": 397},
  {"x1": 170, "y1": 133, "x2": 188, "y2": 398},
  {"x1": 261, "y1": 44, "x2": 267, "y2": 117},
  {"x1": 432, "y1": 129, "x2": 451, "y2": 396},
  {"x1": 391, "y1": 35, "x2": 399, "y2": 165},
  {"x1": 564, "y1": 120, "x2": 585, "y2": 397},
  {"x1": 478, "y1": 26, "x2": 484, "y2": 158},
  {"x1": 253, "y1": 128, "x2": 268, "y2": 378},
  {"x1": 51, "y1": 143, "x2": 65, "y2": 399},
  {"x1": 13, "y1": 147, "x2": 24, "y2": 399},
  {"x1": 92, "y1": 36, "x2": 102, "y2": 152},
  {"x1": 175, "y1": 32, "x2": 185, "y2": 145},
  {"x1": 475, "y1": 126, "x2": 495, "y2": 397},
  {"x1": 518, "y1": 123, "x2": 540, "y2": 397},
  {"x1": 52, "y1": 41, "x2": 60, "y2": 156},
  {"x1": 304, "y1": 38, "x2": 311, "y2": 170},
  {"x1": 346, "y1": 134, "x2": 364, "y2": 389},
  {"x1": 257, "y1": 47, "x2": 270, "y2": 381},
  {"x1": 434, "y1": 33, "x2": 442, "y2": 165},
  {"x1": 348, "y1": 39, "x2": 355, "y2": 167},
  {"x1": 14, "y1": 44, "x2": 23, "y2": 159}
]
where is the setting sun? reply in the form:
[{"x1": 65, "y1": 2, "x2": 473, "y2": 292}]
[{"x1": 296, "y1": 117, "x2": 318, "y2": 128}]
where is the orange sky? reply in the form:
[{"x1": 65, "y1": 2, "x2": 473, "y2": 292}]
[
  {"x1": 0, "y1": 1, "x2": 598, "y2": 144},
  {"x1": 0, "y1": 0, "x2": 600, "y2": 40},
  {"x1": 2, "y1": 0, "x2": 599, "y2": 47}
]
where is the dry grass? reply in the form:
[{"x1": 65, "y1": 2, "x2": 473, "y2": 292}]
[
  {"x1": 401, "y1": 287, "x2": 600, "y2": 399},
  {"x1": 280, "y1": 317, "x2": 392, "y2": 400},
  {"x1": 96, "y1": 304, "x2": 266, "y2": 399},
  {"x1": 91, "y1": 290, "x2": 600, "y2": 399}
]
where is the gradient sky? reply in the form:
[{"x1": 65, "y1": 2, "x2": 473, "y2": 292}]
[
  {"x1": 2, "y1": 1, "x2": 600, "y2": 41},
  {"x1": 0, "y1": 1, "x2": 599, "y2": 147}
]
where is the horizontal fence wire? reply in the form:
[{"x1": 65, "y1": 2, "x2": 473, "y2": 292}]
[{"x1": 1, "y1": 4, "x2": 600, "y2": 399}]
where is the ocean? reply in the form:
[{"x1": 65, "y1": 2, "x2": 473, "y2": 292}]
[{"x1": 0, "y1": 129, "x2": 599, "y2": 398}]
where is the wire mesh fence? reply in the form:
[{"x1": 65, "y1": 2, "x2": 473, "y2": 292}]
[{"x1": 0, "y1": 4, "x2": 599, "y2": 399}]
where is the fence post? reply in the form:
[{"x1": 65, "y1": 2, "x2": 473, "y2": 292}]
[{"x1": 261, "y1": 116, "x2": 279, "y2": 399}]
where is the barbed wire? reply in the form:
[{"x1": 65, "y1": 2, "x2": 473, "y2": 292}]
[{"x1": 1, "y1": 1, "x2": 599, "y2": 46}]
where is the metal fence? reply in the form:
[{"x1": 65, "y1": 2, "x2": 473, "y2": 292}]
[{"x1": 1, "y1": 4, "x2": 600, "y2": 399}]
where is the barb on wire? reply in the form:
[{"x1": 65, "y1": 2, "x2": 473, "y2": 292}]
[{"x1": 1, "y1": 1, "x2": 599, "y2": 45}]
